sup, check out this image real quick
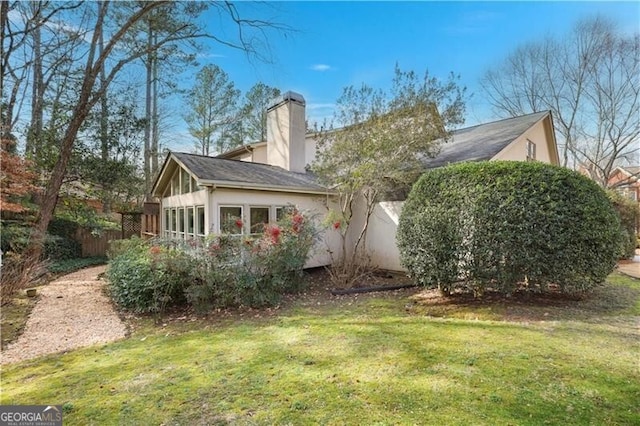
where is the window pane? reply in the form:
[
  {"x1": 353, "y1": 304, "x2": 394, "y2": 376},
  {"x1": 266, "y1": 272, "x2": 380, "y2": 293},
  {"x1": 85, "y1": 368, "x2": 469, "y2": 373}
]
[
  {"x1": 250, "y1": 207, "x2": 270, "y2": 234},
  {"x1": 275, "y1": 207, "x2": 284, "y2": 222},
  {"x1": 220, "y1": 206, "x2": 243, "y2": 234},
  {"x1": 171, "y1": 209, "x2": 177, "y2": 236},
  {"x1": 171, "y1": 171, "x2": 179, "y2": 195},
  {"x1": 191, "y1": 176, "x2": 198, "y2": 192},
  {"x1": 196, "y1": 206, "x2": 205, "y2": 235},
  {"x1": 181, "y1": 169, "x2": 190, "y2": 194},
  {"x1": 164, "y1": 209, "x2": 170, "y2": 237},
  {"x1": 178, "y1": 208, "x2": 185, "y2": 237},
  {"x1": 187, "y1": 207, "x2": 194, "y2": 235}
]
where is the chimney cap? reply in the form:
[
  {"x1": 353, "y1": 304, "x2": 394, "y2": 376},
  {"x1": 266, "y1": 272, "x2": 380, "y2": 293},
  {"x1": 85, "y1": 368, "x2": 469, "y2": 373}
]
[{"x1": 268, "y1": 91, "x2": 306, "y2": 111}]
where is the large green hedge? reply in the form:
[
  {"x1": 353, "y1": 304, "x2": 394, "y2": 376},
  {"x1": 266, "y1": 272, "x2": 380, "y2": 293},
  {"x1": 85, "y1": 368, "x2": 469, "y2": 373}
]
[{"x1": 397, "y1": 161, "x2": 621, "y2": 296}]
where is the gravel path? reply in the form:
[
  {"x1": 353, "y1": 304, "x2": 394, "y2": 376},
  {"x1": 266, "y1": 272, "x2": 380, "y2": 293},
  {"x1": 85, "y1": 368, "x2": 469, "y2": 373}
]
[{"x1": 1, "y1": 265, "x2": 127, "y2": 365}]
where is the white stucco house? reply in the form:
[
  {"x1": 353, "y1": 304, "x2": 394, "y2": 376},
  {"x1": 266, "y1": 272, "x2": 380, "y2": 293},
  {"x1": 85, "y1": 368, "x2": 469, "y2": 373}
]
[{"x1": 152, "y1": 91, "x2": 560, "y2": 271}]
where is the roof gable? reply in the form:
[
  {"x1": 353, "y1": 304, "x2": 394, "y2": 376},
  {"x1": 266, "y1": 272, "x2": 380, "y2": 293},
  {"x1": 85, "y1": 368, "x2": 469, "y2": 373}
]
[
  {"x1": 153, "y1": 152, "x2": 328, "y2": 197},
  {"x1": 422, "y1": 111, "x2": 551, "y2": 168}
]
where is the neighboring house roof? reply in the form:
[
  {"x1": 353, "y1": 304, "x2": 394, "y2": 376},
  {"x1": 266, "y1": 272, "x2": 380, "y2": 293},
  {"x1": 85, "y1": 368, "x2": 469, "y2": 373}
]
[
  {"x1": 153, "y1": 152, "x2": 328, "y2": 196},
  {"x1": 611, "y1": 165, "x2": 640, "y2": 188},
  {"x1": 422, "y1": 111, "x2": 551, "y2": 169},
  {"x1": 618, "y1": 166, "x2": 640, "y2": 176}
]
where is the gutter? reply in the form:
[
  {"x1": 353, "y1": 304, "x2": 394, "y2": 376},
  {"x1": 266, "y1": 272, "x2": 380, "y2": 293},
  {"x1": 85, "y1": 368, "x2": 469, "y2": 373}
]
[{"x1": 199, "y1": 179, "x2": 334, "y2": 196}]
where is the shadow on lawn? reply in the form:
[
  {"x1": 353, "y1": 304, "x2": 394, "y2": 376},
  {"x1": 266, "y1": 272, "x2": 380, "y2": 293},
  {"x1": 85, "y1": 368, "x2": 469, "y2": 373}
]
[{"x1": 406, "y1": 273, "x2": 640, "y2": 322}]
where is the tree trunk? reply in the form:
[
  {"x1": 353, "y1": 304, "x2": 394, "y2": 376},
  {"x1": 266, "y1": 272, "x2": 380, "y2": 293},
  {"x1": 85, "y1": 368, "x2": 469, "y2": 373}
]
[
  {"x1": 151, "y1": 27, "x2": 159, "y2": 184},
  {"x1": 99, "y1": 29, "x2": 111, "y2": 214},
  {"x1": 143, "y1": 19, "x2": 153, "y2": 201},
  {"x1": 26, "y1": 4, "x2": 44, "y2": 160}
]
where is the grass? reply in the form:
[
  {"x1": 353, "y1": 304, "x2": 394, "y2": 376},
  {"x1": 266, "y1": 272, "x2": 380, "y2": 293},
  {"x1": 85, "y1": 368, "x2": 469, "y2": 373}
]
[
  {"x1": 47, "y1": 256, "x2": 108, "y2": 275},
  {"x1": 0, "y1": 292, "x2": 38, "y2": 350},
  {"x1": 1, "y1": 272, "x2": 639, "y2": 425}
]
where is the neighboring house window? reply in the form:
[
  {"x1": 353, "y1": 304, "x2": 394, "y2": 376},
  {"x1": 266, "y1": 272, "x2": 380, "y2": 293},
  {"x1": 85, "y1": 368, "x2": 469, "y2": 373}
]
[
  {"x1": 619, "y1": 187, "x2": 638, "y2": 202},
  {"x1": 196, "y1": 206, "x2": 205, "y2": 237},
  {"x1": 220, "y1": 206, "x2": 243, "y2": 234},
  {"x1": 526, "y1": 140, "x2": 536, "y2": 161},
  {"x1": 250, "y1": 207, "x2": 270, "y2": 234}
]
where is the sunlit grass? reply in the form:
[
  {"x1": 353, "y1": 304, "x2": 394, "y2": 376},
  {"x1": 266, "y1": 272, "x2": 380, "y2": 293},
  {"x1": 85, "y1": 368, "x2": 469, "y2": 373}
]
[{"x1": 1, "y1": 273, "x2": 639, "y2": 425}]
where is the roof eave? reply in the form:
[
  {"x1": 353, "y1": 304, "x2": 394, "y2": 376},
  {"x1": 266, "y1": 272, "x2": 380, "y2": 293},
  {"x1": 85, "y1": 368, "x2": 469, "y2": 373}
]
[{"x1": 199, "y1": 179, "x2": 333, "y2": 195}]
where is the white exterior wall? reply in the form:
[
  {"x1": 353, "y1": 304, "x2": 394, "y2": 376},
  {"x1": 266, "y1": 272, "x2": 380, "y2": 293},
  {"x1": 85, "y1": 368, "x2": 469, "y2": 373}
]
[
  {"x1": 209, "y1": 188, "x2": 342, "y2": 268},
  {"x1": 345, "y1": 196, "x2": 406, "y2": 272},
  {"x1": 304, "y1": 135, "x2": 318, "y2": 167},
  {"x1": 364, "y1": 202, "x2": 405, "y2": 271},
  {"x1": 161, "y1": 189, "x2": 208, "y2": 209},
  {"x1": 493, "y1": 120, "x2": 553, "y2": 163},
  {"x1": 252, "y1": 145, "x2": 268, "y2": 164}
]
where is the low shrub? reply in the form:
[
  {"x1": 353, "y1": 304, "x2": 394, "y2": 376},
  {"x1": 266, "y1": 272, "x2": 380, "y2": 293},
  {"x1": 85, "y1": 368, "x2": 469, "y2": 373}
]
[
  {"x1": 107, "y1": 210, "x2": 317, "y2": 314},
  {"x1": 106, "y1": 238, "x2": 191, "y2": 313},
  {"x1": 398, "y1": 161, "x2": 620, "y2": 296},
  {"x1": 48, "y1": 257, "x2": 108, "y2": 275},
  {"x1": 607, "y1": 191, "x2": 639, "y2": 260}
]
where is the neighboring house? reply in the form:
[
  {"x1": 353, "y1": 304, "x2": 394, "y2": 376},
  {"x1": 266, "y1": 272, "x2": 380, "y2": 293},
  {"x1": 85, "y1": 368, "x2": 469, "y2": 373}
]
[
  {"x1": 607, "y1": 166, "x2": 640, "y2": 234},
  {"x1": 608, "y1": 166, "x2": 640, "y2": 202},
  {"x1": 153, "y1": 91, "x2": 560, "y2": 271}
]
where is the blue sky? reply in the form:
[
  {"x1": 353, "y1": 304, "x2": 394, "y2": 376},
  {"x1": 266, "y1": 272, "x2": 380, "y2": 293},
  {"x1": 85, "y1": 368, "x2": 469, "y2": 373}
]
[{"x1": 168, "y1": 1, "x2": 640, "y2": 151}]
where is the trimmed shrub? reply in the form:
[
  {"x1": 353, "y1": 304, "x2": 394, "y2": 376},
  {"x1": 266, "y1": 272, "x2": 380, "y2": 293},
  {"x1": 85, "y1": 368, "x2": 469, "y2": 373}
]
[
  {"x1": 106, "y1": 237, "x2": 191, "y2": 313},
  {"x1": 397, "y1": 161, "x2": 620, "y2": 296},
  {"x1": 607, "y1": 191, "x2": 639, "y2": 260}
]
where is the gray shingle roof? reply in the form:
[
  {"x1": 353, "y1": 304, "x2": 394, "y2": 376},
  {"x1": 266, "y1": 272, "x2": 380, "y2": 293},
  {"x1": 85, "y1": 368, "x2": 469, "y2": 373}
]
[
  {"x1": 422, "y1": 111, "x2": 550, "y2": 169},
  {"x1": 172, "y1": 152, "x2": 327, "y2": 193},
  {"x1": 621, "y1": 166, "x2": 640, "y2": 175}
]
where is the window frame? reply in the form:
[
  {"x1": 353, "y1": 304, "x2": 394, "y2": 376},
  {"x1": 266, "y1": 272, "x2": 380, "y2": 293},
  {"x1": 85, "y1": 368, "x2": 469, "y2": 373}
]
[
  {"x1": 219, "y1": 205, "x2": 244, "y2": 235},
  {"x1": 249, "y1": 206, "x2": 271, "y2": 235},
  {"x1": 526, "y1": 139, "x2": 536, "y2": 161},
  {"x1": 196, "y1": 206, "x2": 205, "y2": 237}
]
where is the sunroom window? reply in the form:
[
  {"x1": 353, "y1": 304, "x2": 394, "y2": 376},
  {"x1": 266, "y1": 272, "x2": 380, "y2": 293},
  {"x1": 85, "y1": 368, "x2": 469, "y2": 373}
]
[
  {"x1": 220, "y1": 206, "x2": 243, "y2": 234},
  {"x1": 250, "y1": 207, "x2": 270, "y2": 234}
]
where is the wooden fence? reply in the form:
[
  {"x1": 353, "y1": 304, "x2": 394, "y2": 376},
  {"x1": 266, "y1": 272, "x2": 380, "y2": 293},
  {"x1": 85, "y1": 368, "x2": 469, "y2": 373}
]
[{"x1": 75, "y1": 228, "x2": 123, "y2": 257}]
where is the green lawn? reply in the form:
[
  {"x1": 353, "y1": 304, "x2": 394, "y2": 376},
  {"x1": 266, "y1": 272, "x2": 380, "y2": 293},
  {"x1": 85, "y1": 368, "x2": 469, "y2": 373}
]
[{"x1": 1, "y1": 273, "x2": 639, "y2": 425}]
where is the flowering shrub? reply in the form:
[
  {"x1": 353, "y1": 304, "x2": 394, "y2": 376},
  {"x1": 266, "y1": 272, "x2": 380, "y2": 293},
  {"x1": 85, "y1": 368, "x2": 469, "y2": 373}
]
[
  {"x1": 186, "y1": 210, "x2": 317, "y2": 311},
  {"x1": 107, "y1": 210, "x2": 317, "y2": 314}
]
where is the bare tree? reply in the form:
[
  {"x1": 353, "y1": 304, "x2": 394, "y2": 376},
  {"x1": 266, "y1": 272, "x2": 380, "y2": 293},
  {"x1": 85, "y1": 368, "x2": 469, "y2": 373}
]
[
  {"x1": 3, "y1": 1, "x2": 290, "y2": 260},
  {"x1": 481, "y1": 16, "x2": 639, "y2": 184}
]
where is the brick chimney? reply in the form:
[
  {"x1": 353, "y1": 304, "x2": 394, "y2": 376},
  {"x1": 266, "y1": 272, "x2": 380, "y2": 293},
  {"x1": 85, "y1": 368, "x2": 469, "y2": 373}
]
[{"x1": 266, "y1": 91, "x2": 306, "y2": 173}]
